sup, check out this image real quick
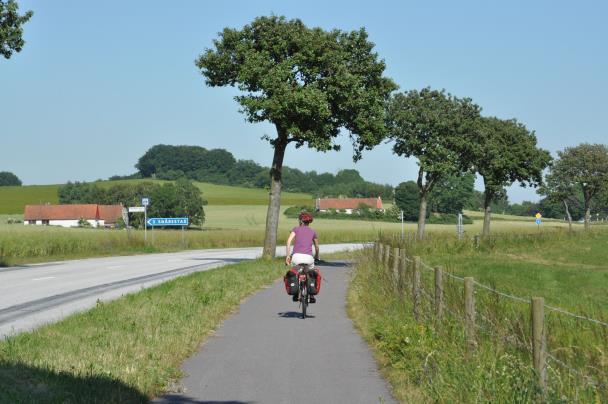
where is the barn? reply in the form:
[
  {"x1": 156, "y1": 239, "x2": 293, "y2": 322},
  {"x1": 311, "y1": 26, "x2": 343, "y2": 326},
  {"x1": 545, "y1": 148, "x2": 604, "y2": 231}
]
[
  {"x1": 315, "y1": 197, "x2": 383, "y2": 214},
  {"x1": 23, "y1": 204, "x2": 124, "y2": 228}
]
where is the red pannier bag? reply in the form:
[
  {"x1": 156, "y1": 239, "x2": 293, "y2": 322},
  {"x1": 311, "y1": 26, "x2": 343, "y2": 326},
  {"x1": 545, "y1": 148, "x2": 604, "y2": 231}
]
[
  {"x1": 284, "y1": 268, "x2": 299, "y2": 295},
  {"x1": 307, "y1": 268, "x2": 321, "y2": 295}
]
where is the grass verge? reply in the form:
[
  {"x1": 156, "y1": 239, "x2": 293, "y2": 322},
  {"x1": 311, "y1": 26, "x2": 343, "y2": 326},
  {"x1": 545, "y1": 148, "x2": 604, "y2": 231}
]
[
  {"x1": 0, "y1": 259, "x2": 285, "y2": 403},
  {"x1": 351, "y1": 230, "x2": 608, "y2": 402}
]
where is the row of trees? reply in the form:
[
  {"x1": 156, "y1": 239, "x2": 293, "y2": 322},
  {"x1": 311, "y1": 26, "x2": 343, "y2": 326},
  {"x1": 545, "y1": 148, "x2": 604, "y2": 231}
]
[
  {"x1": 130, "y1": 144, "x2": 394, "y2": 199},
  {"x1": 196, "y1": 15, "x2": 555, "y2": 256},
  {"x1": 58, "y1": 180, "x2": 206, "y2": 227}
]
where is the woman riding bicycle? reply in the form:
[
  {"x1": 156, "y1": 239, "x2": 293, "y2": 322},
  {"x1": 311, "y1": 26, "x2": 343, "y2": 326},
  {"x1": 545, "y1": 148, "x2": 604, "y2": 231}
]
[{"x1": 285, "y1": 212, "x2": 319, "y2": 302}]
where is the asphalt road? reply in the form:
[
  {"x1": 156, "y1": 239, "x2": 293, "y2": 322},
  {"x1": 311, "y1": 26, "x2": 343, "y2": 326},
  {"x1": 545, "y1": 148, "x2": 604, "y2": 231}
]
[
  {"x1": 155, "y1": 261, "x2": 396, "y2": 404},
  {"x1": 0, "y1": 243, "x2": 361, "y2": 338}
]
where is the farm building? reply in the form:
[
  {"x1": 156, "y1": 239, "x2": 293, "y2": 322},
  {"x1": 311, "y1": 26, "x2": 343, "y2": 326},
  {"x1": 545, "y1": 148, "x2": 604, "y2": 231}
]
[
  {"x1": 23, "y1": 204, "x2": 124, "y2": 228},
  {"x1": 315, "y1": 197, "x2": 383, "y2": 214}
]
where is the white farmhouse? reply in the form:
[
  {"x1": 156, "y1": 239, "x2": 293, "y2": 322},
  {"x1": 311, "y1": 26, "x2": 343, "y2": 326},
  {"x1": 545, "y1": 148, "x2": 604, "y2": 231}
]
[{"x1": 24, "y1": 204, "x2": 124, "y2": 228}]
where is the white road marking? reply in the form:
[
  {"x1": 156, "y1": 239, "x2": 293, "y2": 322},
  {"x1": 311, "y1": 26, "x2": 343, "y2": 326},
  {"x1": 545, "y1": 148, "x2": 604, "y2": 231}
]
[{"x1": 32, "y1": 276, "x2": 55, "y2": 281}]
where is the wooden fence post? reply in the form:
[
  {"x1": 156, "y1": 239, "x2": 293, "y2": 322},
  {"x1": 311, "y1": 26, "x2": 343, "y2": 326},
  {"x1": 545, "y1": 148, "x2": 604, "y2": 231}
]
[
  {"x1": 383, "y1": 244, "x2": 391, "y2": 267},
  {"x1": 399, "y1": 249, "x2": 407, "y2": 290},
  {"x1": 531, "y1": 297, "x2": 547, "y2": 397},
  {"x1": 434, "y1": 266, "x2": 444, "y2": 321},
  {"x1": 464, "y1": 277, "x2": 476, "y2": 355},
  {"x1": 392, "y1": 247, "x2": 400, "y2": 288},
  {"x1": 377, "y1": 243, "x2": 384, "y2": 262},
  {"x1": 413, "y1": 256, "x2": 421, "y2": 322}
]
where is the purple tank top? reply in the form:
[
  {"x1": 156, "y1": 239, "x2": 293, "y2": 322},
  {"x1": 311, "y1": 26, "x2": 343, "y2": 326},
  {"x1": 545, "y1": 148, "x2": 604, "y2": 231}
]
[{"x1": 292, "y1": 226, "x2": 317, "y2": 255}]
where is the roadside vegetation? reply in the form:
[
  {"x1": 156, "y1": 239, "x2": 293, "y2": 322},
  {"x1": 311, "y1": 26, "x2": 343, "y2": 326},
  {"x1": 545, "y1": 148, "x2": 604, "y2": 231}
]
[
  {"x1": 0, "y1": 259, "x2": 286, "y2": 403},
  {"x1": 349, "y1": 229, "x2": 608, "y2": 402}
]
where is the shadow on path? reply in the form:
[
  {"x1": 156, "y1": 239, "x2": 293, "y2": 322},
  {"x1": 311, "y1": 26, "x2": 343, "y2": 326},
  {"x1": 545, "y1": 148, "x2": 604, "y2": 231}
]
[
  {"x1": 316, "y1": 260, "x2": 349, "y2": 268},
  {"x1": 0, "y1": 361, "x2": 147, "y2": 403},
  {"x1": 186, "y1": 258, "x2": 250, "y2": 263},
  {"x1": 277, "y1": 311, "x2": 315, "y2": 319},
  {"x1": 154, "y1": 395, "x2": 254, "y2": 404}
]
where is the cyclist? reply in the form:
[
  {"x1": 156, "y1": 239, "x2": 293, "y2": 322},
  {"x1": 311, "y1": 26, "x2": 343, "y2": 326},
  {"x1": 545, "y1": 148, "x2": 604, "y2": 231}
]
[{"x1": 285, "y1": 212, "x2": 319, "y2": 302}]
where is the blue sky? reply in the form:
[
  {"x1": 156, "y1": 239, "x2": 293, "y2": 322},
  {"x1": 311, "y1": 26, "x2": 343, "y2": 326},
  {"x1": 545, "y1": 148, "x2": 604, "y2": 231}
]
[{"x1": 1, "y1": 0, "x2": 606, "y2": 202}]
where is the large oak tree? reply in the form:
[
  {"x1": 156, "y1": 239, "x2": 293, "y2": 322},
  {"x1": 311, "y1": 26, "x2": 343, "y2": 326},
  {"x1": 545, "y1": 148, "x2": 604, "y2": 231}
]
[
  {"x1": 387, "y1": 88, "x2": 481, "y2": 240},
  {"x1": 0, "y1": 0, "x2": 32, "y2": 59},
  {"x1": 474, "y1": 117, "x2": 551, "y2": 237},
  {"x1": 196, "y1": 16, "x2": 396, "y2": 257}
]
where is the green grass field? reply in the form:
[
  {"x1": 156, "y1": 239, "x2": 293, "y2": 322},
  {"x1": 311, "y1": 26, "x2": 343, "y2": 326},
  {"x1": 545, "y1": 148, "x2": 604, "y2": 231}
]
[
  {"x1": 350, "y1": 231, "x2": 608, "y2": 402},
  {"x1": 0, "y1": 180, "x2": 313, "y2": 214},
  {"x1": 0, "y1": 185, "x2": 60, "y2": 214}
]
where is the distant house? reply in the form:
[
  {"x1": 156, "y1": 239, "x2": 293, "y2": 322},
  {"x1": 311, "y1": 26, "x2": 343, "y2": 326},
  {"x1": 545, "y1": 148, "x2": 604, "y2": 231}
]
[
  {"x1": 24, "y1": 204, "x2": 124, "y2": 228},
  {"x1": 316, "y1": 197, "x2": 383, "y2": 215}
]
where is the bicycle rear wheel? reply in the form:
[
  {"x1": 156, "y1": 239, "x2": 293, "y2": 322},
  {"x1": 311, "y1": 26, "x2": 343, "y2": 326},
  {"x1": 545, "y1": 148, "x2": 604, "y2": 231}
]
[{"x1": 300, "y1": 285, "x2": 308, "y2": 319}]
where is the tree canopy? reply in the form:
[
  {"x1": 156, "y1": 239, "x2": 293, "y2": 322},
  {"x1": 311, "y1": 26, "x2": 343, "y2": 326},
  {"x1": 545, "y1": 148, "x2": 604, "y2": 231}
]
[
  {"x1": 428, "y1": 173, "x2": 475, "y2": 215},
  {"x1": 394, "y1": 181, "x2": 420, "y2": 221},
  {"x1": 196, "y1": 15, "x2": 396, "y2": 257},
  {"x1": 474, "y1": 117, "x2": 551, "y2": 236},
  {"x1": 0, "y1": 0, "x2": 32, "y2": 59},
  {"x1": 548, "y1": 143, "x2": 608, "y2": 229},
  {"x1": 387, "y1": 88, "x2": 481, "y2": 239},
  {"x1": 0, "y1": 171, "x2": 22, "y2": 186}
]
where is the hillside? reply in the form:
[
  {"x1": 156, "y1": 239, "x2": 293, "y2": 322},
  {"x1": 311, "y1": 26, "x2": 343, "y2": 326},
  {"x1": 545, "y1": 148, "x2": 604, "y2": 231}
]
[{"x1": 0, "y1": 180, "x2": 313, "y2": 214}]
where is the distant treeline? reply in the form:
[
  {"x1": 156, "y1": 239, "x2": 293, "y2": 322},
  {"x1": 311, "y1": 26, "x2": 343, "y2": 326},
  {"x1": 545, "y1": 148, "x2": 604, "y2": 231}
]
[{"x1": 111, "y1": 144, "x2": 394, "y2": 199}]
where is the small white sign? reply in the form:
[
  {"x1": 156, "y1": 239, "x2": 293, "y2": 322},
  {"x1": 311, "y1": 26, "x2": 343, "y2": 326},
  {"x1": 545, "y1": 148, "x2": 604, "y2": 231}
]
[
  {"x1": 128, "y1": 206, "x2": 146, "y2": 213},
  {"x1": 142, "y1": 197, "x2": 150, "y2": 206}
]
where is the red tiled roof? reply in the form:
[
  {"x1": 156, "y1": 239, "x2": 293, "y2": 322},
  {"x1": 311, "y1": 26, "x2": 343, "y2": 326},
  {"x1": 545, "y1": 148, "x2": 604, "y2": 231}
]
[
  {"x1": 317, "y1": 197, "x2": 383, "y2": 210},
  {"x1": 24, "y1": 204, "x2": 122, "y2": 221},
  {"x1": 98, "y1": 205, "x2": 124, "y2": 223}
]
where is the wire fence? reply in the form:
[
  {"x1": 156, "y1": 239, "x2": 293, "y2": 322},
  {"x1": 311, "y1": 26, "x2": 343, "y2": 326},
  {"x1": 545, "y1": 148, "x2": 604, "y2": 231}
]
[{"x1": 372, "y1": 241, "x2": 607, "y2": 398}]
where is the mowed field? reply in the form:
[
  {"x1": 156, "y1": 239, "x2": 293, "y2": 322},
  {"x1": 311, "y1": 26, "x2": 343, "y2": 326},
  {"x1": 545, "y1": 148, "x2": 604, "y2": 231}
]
[{"x1": 0, "y1": 180, "x2": 312, "y2": 214}]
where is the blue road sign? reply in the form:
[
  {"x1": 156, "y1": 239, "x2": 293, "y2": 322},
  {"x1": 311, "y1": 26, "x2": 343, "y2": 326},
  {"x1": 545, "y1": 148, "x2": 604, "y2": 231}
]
[
  {"x1": 535, "y1": 218, "x2": 541, "y2": 225},
  {"x1": 147, "y1": 217, "x2": 189, "y2": 227}
]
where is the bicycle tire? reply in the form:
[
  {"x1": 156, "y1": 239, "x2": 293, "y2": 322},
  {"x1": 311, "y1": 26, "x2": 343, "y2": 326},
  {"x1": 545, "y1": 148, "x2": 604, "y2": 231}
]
[{"x1": 301, "y1": 283, "x2": 307, "y2": 319}]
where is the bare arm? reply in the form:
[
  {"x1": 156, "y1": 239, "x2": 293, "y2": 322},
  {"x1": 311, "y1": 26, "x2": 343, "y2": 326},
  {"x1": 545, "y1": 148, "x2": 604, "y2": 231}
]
[
  {"x1": 285, "y1": 231, "x2": 296, "y2": 265},
  {"x1": 313, "y1": 237, "x2": 319, "y2": 261}
]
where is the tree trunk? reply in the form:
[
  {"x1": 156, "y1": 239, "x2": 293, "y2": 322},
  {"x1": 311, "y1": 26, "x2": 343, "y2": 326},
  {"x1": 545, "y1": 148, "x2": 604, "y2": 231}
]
[
  {"x1": 584, "y1": 199, "x2": 591, "y2": 231},
  {"x1": 563, "y1": 200, "x2": 572, "y2": 233},
  {"x1": 262, "y1": 129, "x2": 288, "y2": 259},
  {"x1": 482, "y1": 192, "x2": 492, "y2": 238},
  {"x1": 417, "y1": 193, "x2": 427, "y2": 241}
]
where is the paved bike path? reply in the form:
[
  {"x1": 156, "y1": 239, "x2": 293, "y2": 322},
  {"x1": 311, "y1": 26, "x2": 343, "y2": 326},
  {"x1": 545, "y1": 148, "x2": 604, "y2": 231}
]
[{"x1": 155, "y1": 262, "x2": 396, "y2": 404}]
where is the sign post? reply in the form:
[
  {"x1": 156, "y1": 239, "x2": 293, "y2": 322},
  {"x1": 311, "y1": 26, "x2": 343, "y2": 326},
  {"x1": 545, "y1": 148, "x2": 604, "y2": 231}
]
[
  {"x1": 457, "y1": 213, "x2": 464, "y2": 239},
  {"x1": 146, "y1": 218, "x2": 190, "y2": 247},
  {"x1": 142, "y1": 197, "x2": 150, "y2": 242},
  {"x1": 399, "y1": 210, "x2": 404, "y2": 240},
  {"x1": 146, "y1": 217, "x2": 189, "y2": 227}
]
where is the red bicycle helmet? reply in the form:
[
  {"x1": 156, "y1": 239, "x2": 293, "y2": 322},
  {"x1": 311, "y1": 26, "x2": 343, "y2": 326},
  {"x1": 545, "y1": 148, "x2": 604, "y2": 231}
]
[{"x1": 298, "y1": 212, "x2": 313, "y2": 223}]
